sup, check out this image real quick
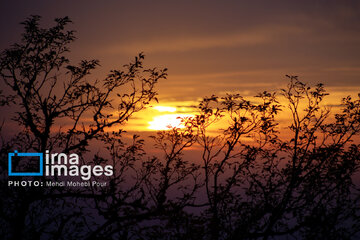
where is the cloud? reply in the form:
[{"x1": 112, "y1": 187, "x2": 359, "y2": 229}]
[
  {"x1": 169, "y1": 69, "x2": 289, "y2": 81},
  {"x1": 323, "y1": 67, "x2": 360, "y2": 73},
  {"x1": 102, "y1": 25, "x2": 307, "y2": 54}
]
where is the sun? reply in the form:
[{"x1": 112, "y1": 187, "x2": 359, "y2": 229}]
[
  {"x1": 147, "y1": 105, "x2": 193, "y2": 130},
  {"x1": 148, "y1": 114, "x2": 183, "y2": 130}
]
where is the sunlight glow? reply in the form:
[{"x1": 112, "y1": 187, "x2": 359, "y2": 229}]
[
  {"x1": 148, "y1": 114, "x2": 192, "y2": 130},
  {"x1": 153, "y1": 106, "x2": 177, "y2": 112}
]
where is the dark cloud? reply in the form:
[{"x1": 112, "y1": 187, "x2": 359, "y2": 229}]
[{"x1": 1, "y1": 0, "x2": 359, "y2": 103}]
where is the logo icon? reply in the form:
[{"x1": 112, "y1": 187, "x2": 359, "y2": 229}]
[{"x1": 8, "y1": 150, "x2": 43, "y2": 176}]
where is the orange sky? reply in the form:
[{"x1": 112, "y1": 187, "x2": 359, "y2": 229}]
[{"x1": 1, "y1": 0, "x2": 360, "y2": 132}]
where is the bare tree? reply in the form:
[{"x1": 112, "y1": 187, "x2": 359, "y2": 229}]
[
  {"x1": 0, "y1": 15, "x2": 167, "y2": 240},
  {"x1": 181, "y1": 76, "x2": 360, "y2": 240}
]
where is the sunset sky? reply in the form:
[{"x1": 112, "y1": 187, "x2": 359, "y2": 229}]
[{"x1": 1, "y1": 0, "x2": 360, "y2": 131}]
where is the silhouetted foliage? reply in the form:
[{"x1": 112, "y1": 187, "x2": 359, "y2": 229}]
[{"x1": 1, "y1": 16, "x2": 360, "y2": 240}]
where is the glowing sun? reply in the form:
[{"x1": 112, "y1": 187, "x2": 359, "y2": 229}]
[{"x1": 147, "y1": 106, "x2": 193, "y2": 130}]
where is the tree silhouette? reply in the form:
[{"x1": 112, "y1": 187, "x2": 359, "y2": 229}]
[
  {"x1": 1, "y1": 16, "x2": 360, "y2": 240},
  {"x1": 187, "y1": 78, "x2": 360, "y2": 239},
  {"x1": 0, "y1": 15, "x2": 168, "y2": 239}
]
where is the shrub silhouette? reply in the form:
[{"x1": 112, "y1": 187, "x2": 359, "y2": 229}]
[{"x1": 1, "y1": 16, "x2": 360, "y2": 240}]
